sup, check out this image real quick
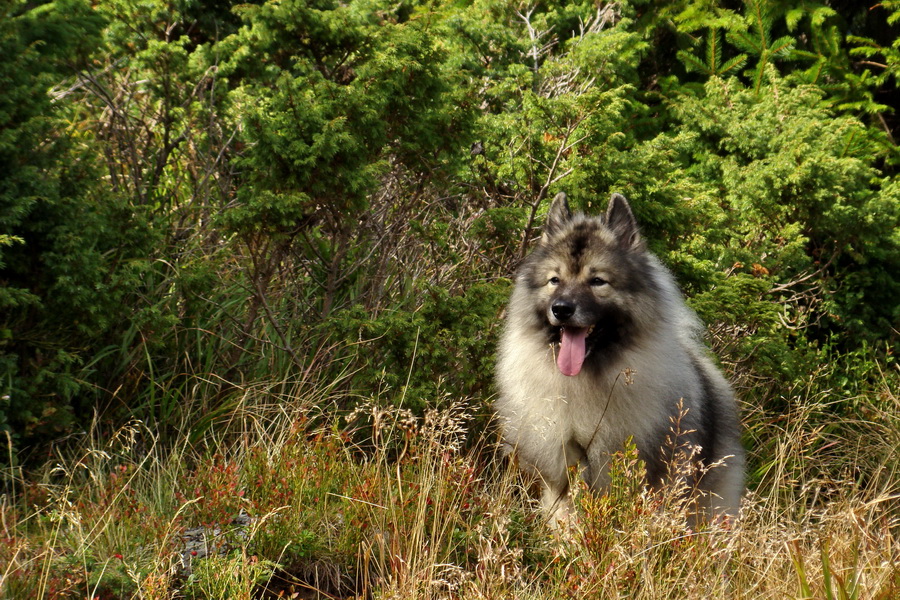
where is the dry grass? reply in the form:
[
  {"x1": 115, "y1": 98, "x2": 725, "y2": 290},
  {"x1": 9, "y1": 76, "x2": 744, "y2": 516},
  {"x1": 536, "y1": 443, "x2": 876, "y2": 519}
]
[{"x1": 2, "y1": 371, "x2": 898, "y2": 599}]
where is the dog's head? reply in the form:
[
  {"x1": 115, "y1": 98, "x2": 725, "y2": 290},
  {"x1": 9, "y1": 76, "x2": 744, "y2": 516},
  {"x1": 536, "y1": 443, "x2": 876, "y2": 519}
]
[{"x1": 518, "y1": 192, "x2": 659, "y2": 376}]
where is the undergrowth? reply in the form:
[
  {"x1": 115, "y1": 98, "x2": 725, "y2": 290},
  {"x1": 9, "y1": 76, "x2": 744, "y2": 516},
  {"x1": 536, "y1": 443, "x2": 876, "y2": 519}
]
[{"x1": 2, "y1": 362, "x2": 898, "y2": 599}]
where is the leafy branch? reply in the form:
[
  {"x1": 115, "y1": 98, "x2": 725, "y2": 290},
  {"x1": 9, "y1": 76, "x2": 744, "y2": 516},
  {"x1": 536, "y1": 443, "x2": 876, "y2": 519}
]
[
  {"x1": 678, "y1": 28, "x2": 747, "y2": 77},
  {"x1": 727, "y1": 0, "x2": 795, "y2": 94}
]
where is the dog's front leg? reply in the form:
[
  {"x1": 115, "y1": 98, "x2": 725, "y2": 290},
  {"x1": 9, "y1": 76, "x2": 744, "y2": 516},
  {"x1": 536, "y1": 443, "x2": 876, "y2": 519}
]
[
  {"x1": 541, "y1": 481, "x2": 575, "y2": 528},
  {"x1": 538, "y1": 440, "x2": 585, "y2": 528}
]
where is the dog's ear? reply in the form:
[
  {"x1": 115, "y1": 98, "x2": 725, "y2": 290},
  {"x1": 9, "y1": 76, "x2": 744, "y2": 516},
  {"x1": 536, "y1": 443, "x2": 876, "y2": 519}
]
[
  {"x1": 606, "y1": 193, "x2": 643, "y2": 250},
  {"x1": 543, "y1": 192, "x2": 572, "y2": 242}
]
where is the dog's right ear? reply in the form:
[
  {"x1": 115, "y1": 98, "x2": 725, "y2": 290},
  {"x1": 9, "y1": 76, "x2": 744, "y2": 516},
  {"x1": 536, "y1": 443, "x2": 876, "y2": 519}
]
[{"x1": 543, "y1": 192, "x2": 572, "y2": 242}]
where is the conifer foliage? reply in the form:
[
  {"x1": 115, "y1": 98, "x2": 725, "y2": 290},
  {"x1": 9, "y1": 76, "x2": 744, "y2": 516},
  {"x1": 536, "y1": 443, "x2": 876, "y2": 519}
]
[{"x1": 0, "y1": 0, "x2": 897, "y2": 452}]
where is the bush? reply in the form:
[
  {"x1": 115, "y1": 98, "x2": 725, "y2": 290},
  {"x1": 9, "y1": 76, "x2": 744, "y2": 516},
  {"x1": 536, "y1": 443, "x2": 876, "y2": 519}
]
[{"x1": 0, "y1": 0, "x2": 154, "y2": 446}]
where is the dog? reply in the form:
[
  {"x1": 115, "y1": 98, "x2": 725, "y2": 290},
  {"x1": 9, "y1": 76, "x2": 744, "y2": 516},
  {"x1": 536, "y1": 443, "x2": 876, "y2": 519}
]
[{"x1": 495, "y1": 192, "x2": 744, "y2": 525}]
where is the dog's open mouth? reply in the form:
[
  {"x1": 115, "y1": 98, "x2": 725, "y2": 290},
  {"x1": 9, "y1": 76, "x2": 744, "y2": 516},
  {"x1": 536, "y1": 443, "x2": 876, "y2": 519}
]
[{"x1": 552, "y1": 325, "x2": 596, "y2": 377}]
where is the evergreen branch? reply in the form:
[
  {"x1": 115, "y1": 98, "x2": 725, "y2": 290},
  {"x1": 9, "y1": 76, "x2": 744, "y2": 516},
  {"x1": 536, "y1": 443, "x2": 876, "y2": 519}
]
[
  {"x1": 719, "y1": 54, "x2": 748, "y2": 77},
  {"x1": 792, "y1": 49, "x2": 822, "y2": 61},
  {"x1": 706, "y1": 29, "x2": 721, "y2": 73},
  {"x1": 752, "y1": 60, "x2": 766, "y2": 95},
  {"x1": 727, "y1": 30, "x2": 762, "y2": 56},
  {"x1": 804, "y1": 58, "x2": 825, "y2": 84},
  {"x1": 678, "y1": 49, "x2": 711, "y2": 75},
  {"x1": 785, "y1": 7, "x2": 804, "y2": 32},
  {"x1": 745, "y1": 0, "x2": 772, "y2": 51},
  {"x1": 769, "y1": 36, "x2": 795, "y2": 59},
  {"x1": 810, "y1": 5, "x2": 837, "y2": 27},
  {"x1": 855, "y1": 61, "x2": 889, "y2": 70}
]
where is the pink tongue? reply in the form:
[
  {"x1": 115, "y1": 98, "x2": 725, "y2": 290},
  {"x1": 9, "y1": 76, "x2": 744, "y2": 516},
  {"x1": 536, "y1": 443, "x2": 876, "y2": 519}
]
[{"x1": 557, "y1": 327, "x2": 589, "y2": 376}]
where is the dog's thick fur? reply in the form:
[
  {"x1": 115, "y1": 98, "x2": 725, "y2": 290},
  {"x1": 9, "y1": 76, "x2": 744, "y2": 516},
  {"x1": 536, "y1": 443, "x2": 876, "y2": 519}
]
[{"x1": 495, "y1": 192, "x2": 744, "y2": 524}]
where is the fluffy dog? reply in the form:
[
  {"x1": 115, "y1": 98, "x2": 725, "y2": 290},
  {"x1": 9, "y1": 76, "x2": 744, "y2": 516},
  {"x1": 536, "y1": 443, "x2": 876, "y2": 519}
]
[{"x1": 495, "y1": 192, "x2": 744, "y2": 524}]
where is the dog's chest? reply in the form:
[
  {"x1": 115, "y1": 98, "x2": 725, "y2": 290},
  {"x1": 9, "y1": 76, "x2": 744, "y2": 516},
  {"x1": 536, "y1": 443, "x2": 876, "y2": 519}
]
[{"x1": 504, "y1": 342, "x2": 682, "y2": 450}]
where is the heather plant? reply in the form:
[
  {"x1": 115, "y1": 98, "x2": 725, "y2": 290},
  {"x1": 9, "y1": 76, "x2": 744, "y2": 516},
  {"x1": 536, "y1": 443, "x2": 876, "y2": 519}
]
[{"x1": 4, "y1": 371, "x2": 900, "y2": 598}]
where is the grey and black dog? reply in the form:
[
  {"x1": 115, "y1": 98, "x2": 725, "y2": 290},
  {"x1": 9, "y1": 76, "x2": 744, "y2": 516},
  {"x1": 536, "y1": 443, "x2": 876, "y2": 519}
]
[{"x1": 495, "y1": 192, "x2": 744, "y2": 525}]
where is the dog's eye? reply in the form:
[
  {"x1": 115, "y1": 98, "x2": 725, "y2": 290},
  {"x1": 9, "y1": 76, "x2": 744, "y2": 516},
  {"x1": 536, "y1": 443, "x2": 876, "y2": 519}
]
[
  {"x1": 590, "y1": 277, "x2": 608, "y2": 287},
  {"x1": 549, "y1": 277, "x2": 560, "y2": 286}
]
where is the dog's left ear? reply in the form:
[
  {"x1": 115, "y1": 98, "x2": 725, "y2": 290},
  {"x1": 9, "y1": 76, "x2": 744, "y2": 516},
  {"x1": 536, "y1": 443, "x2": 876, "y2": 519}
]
[
  {"x1": 542, "y1": 192, "x2": 572, "y2": 242},
  {"x1": 606, "y1": 193, "x2": 643, "y2": 250}
]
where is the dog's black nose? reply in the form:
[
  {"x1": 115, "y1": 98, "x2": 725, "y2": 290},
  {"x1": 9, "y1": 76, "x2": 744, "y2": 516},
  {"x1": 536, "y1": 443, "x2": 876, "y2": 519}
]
[{"x1": 551, "y1": 300, "x2": 575, "y2": 322}]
